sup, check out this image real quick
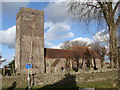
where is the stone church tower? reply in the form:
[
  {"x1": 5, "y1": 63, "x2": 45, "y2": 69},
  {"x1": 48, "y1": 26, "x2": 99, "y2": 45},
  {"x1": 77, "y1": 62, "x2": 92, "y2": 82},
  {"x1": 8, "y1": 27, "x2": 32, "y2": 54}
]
[{"x1": 15, "y1": 7, "x2": 45, "y2": 74}]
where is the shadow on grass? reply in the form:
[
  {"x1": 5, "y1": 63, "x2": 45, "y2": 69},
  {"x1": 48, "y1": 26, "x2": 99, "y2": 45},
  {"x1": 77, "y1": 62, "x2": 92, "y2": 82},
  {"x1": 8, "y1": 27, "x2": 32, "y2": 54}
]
[
  {"x1": 36, "y1": 73, "x2": 79, "y2": 89},
  {"x1": 6, "y1": 81, "x2": 17, "y2": 90}
]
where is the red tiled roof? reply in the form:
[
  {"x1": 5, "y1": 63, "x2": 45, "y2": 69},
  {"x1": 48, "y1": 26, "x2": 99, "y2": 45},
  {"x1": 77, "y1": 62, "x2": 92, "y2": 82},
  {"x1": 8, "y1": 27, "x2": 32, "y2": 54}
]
[
  {"x1": 70, "y1": 46, "x2": 101, "y2": 58},
  {"x1": 89, "y1": 49, "x2": 101, "y2": 58},
  {"x1": 44, "y1": 48, "x2": 74, "y2": 58},
  {"x1": 70, "y1": 46, "x2": 89, "y2": 58},
  {"x1": 44, "y1": 46, "x2": 101, "y2": 59}
]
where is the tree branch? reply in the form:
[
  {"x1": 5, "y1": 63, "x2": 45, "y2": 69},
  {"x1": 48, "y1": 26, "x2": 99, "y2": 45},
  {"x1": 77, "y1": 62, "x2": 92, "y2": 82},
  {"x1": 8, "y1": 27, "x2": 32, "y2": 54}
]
[
  {"x1": 113, "y1": 1, "x2": 120, "y2": 14},
  {"x1": 106, "y1": 2, "x2": 112, "y2": 12},
  {"x1": 115, "y1": 16, "x2": 120, "y2": 26},
  {"x1": 81, "y1": 3, "x2": 100, "y2": 9},
  {"x1": 97, "y1": 2, "x2": 110, "y2": 24}
]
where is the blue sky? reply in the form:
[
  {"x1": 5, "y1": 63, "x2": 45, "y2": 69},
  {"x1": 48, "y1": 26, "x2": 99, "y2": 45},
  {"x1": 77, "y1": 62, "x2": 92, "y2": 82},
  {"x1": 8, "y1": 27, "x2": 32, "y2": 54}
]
[{"x1": 0, "y1": 1, "x2": 109, "y2": 67}]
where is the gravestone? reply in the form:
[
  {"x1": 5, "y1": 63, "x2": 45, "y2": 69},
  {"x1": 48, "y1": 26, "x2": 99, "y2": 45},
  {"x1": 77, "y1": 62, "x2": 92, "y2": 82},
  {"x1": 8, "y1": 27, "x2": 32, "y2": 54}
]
[{"x1": 15, "y1": 7, "x2": 45, "y2": 74}]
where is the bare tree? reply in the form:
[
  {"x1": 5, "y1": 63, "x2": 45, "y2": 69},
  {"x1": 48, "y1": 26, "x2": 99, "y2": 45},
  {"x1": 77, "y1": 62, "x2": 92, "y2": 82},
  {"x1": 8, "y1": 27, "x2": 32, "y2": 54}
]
[
  {"x1": 90, "y1": 41, "x2": 107, "y2": 68},
  {"x1": 68, "y1": 0, "x2": 120, "y2": 68},
  {"x1": 60, "y1": 41, "x2": 71, "y2": 50},
  {"x1": 90, "y1": 41, "x2": 102, "y2": 50},
  {"x1": 71, "y1": 41, "x2": 88, "y2": 46},
  {"x1": 60, "y1": 40, "x2": 88, "y2": 49},
  {"x1": 0, "y1": 53, "x2": 6, "y2": 65}
]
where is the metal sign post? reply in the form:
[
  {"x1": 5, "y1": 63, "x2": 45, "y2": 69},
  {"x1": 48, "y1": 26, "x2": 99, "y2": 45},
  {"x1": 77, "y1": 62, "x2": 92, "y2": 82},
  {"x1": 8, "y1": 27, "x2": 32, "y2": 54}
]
[
  {"x1": 28, "y1": 68, "x2": 30, "y2": 90},
  {"x1": 26, "y1": 63, "x2": 32, "y2": 90}
]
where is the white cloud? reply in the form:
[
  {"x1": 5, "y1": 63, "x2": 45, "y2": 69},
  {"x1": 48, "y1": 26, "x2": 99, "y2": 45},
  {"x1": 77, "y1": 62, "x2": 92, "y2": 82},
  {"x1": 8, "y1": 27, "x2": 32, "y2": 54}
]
[
  {"x1": 93, "y1": 29, "x2": 109, "y2": 43},
  {"x1": 45, "y1": 37, "x2": 92, "y2": 49},
  {"x1": 44, "y1": 2, "x2": 71, "y2": 23},
  {"x1": 45, "y1": 22, "x2": 74, "y2": 41},
  {"x1": 72, "y1": 37, "x2": 92, "y2": 44},
  {"x1": 44, "y1": 28, "x2": 110, "y2": 49},
  {"x1": 44, "y1": 41, "x2": 62, "y2": 49},
  {"x1": 51, "y1": 43, "x2": 62, "y2": 49},
  {"x1": 0, "y1": 26, "x2": 16, "y2": 49},
  {"x1": 52, "y1": 29, "x2": 110, "y2": 49},
  {"x1": 66, "y1": 32, "x2": 74, "y2": 38},
  {"x1": 44, "y1": 22, "x2": 53, "y2": 29},
  {"x1": 1, "y1": 24, "x2": 109, "y2": 50},
  {"x1": 0, "y1": 22, "x2": 74, "y2": 49},
  {"x1": 93, "y1": 29, "x2": 110, "y2": 52},
  {"x1": 44, "y1": 42, "x2": 55, "y2": 48}
]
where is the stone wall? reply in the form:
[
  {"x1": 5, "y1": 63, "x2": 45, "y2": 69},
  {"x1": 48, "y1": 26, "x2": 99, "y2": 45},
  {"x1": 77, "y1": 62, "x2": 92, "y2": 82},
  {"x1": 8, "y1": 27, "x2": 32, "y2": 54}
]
[
  {"x1": 46, "y1": 58, "x2": 102, "y2": 73},
  {"x1": 34, "y1": 69, "x2": 117, "y2": 86},
  {"x1": 2, "y1": 69, "x2": 117, "y2": 88},
  {"x1": 46, "y1": 58, "x2": 66, "y2": 73}
]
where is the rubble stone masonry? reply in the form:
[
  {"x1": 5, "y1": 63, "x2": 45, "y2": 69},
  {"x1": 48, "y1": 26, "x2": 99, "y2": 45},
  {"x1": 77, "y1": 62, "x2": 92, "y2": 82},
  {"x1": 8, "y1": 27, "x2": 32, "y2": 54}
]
[{"x1": 15, "y1": 7, "x2": 44, "y2": 74}]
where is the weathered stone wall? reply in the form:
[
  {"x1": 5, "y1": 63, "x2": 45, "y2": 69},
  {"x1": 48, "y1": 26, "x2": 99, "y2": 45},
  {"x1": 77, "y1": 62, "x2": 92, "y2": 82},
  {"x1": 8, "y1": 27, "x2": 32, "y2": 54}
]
[
  {"x1": 2, "y1": 70, "x2": 117, "y2": 88},
  {"x1": 46, "y1": 58, "x2": 102, "y2": 73},
  {"x1": 33, "y1": 69, "x2": 117, "y2": 87},
  {"x1": 46, "y1": 58, "x2": 66, "y2": 73},
  {"x1": 15, "y1": 7, "x2": 44, "y2": 74}
]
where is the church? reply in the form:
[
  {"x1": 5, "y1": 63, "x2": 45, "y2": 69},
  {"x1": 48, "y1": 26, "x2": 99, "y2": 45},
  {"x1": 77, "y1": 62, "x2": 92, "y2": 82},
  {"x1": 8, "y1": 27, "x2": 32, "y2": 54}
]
[{"x1": 15, "y1": 7, "x2": 101, "y2": 74}]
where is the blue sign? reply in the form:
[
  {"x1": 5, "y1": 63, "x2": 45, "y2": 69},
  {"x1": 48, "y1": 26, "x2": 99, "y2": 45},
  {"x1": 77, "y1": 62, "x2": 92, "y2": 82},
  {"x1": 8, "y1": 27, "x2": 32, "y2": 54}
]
[{"x1": 26, "y1": 64, "x2": 32, "y2": 69}]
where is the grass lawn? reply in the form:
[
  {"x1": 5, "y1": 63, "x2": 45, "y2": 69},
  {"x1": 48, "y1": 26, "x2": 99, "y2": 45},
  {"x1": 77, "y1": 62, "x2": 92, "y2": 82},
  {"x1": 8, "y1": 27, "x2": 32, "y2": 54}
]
[
  {"x1": 30, "y1": 80, "x2": 116, "y2": 89},
  {"x1": 2, "y1": 78, "x2": 116, "y2": 89},
  {"x1": 77, "y1": 81, "x2": 115, "y2": 88}
]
